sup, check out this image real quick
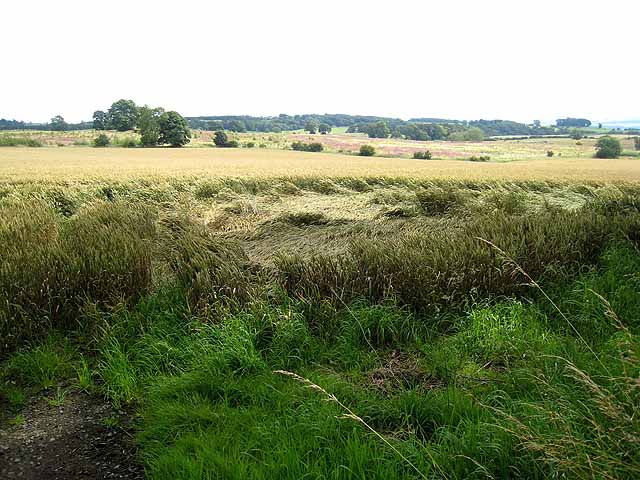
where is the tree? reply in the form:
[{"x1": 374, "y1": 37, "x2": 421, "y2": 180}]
[
  {"x1": 207, "y1": 120, "x2": 224, "y2": 131},
  {"x1": 570, "y1": 128, "x2": 583, "y2": 140},
  {"x1": 107, "y1": 99, "x2": 138, "y2": 131},
  {"x1": 305, "y1": 120, "x2": 319, "y2": 134},
  {"x1": 214, "y1": 130, "x2": 229, "y2": 147},
  {"x1": 634, "y1": 137, "x2": 640, "y2": 151},
  {"x1": 464, "y1": 127, "x2": 485, "y2": 142},
  {"x1": 533, "y1": 120, "x2": 541, "y2": 128},
  {"x1": 50, "y1": 115, "x2": 68, "y2": 131},
  {"x1": 138, "y1": 106, "x2": 165, "y2": 146},
  {"x1": 556, "y1": 118, "x2": 591, "y2": 128},
  {"x1": 359, "y1": 145, "x2": 376, "y2": 156},
  {"x1": 227, "y1": 120, "x2": 246, "y2": 132},
  {"x1": 449, "y1": 127, "x2": 484, "y2": 142},
  {"x1": 595, "y1": 136, "x2": 622, "y2": 158},
  {"x1": 366, "y1": 121, "x2": 390, "y2": 138},
  {"x1": 93, "y1": 110, "x2": 109, "y2": 130},
  {"x1": 93, "y1": 134, "x2": 110, "y2": 147},
  {"x1": 318, "y1": 123, "x2": 331, "y2": 135},
  {"x1": 158, "y1": 111, "x2": 191, "y2": 147}
]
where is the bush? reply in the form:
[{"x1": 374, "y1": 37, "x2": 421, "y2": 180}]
[
  {"x1": 469, "y1": 155, "x2": 490, "y2": 162},
  {"x1": 213, "y1": 130, "x2": 228, "y2": 147},
  {"x1": 245, "y1": 142, "x2": 255, "y2": 148},
  {"x1": 413, "y1": 151, "x2": 432, "y2": 160},
  {"x1": 359, "y1": 145, "x2": 376, "y2": 156},
  {"x1": 547, "y1": 150, "x2": 554, "y2": 157},
  {"x1": 213, "y1": 130, "x2": 238, "y2": 148},
  {"x1": 634, "y1": 136, "x2": 640, "y2": 151},
  {"x1": 595, "y1": 136, "x2": 622, "y2": 158},
  {"x1": 291, "y1": 141, "x2": 324, "y2": 152},
  {"x1": 93, "y1": 134, "x2": 110, "y2": 147}
]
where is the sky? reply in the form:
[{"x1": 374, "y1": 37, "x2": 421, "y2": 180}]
[{"x1": 1, "y1": 0, "x2": 638, "y2": 124}]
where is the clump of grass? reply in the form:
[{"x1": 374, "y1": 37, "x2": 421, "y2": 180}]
[
  {"x1": 159, "y1": 215, "x2": 252, "y2": 311},
  {"x1": 415, "y1": 187, "x2": 467, "y2": 215},
  {"x1": 4, "y1": 335, "x2": 74, "y2": 389},
  {"x1": 481, "y1": 190, "x2": 527, "y2": 215}
]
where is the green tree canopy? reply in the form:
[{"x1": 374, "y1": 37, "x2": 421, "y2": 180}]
[
  {"x1": 595, "y1": 136, "x2": 622, "y2": 158},
  {"x1": 93, "y1": 110, "x2": 109, "y2": 130},
  {"x1": 228, "y1": 120, "x2": 246, "y2": 132},
  {"x1": 108, "y1": 99, "x2": 138, "y2": 131},
  {"x1": 305, "y1": 120, "x2": 319, "y2": 134},
  {"x1": 359, "y1": 144, "x2": 376, "y2": 156},
  {"x1": 50, "y1": 115, "x2": 68, "y2": 131},
  {"x1": 366, "y1": 121, "x2": 390, "y2": 139},
  {"x1": 318, "y1": 123, "x2": 331, "y2": 134},
  {"x1": 158, "y1": 111, "x2": 191, "y2": 147},
  {"x1": 138, "y1": 106, "x2": 165, "y2": 147},
  {"x1": 213, "y1": 130, "x2": 229, "y2": 147}
]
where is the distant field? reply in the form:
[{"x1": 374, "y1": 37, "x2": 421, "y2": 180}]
[
  {"x1": 3, "y1": 129, "x2": 638, "y2": 161},
  {"x1": 1, "y1": 146, "x2": 639, "y2": 182}
]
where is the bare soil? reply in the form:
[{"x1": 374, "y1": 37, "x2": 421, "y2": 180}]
[{"x1": 0, "y1": 391, "x2": 144, "y2": 479}]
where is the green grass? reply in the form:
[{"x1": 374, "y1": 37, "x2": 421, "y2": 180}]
[{"x1": 1, "y1": 177, "x2": 639, "y2": 478}]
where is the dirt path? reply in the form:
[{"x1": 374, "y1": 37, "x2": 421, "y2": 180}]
[{"x1": 0, "y1": 391, "x2": 144, "y2": 479}]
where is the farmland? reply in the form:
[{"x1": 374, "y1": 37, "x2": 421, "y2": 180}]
[
  {"x1": 1, "y1": 132, "x2": 640, "y2": 183},
  {"x1": 1, "y1": 134, "x2": 639, "y2": 479}
]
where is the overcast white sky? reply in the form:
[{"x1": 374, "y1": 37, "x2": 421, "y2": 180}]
[{"x1": 1, "y1": 0, "x2": 638, "y2": 124}]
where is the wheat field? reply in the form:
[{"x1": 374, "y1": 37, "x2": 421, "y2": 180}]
[{"x1": 1, "y1": 146, "x2": 639, "y2": 182}]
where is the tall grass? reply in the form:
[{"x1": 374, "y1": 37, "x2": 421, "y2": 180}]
[
  {"x1": 0, "y1": 136, "x2": 43, "y2": 147},
  {"x1": 0, "y1": 201, "x2": 154, "y2": 354},
  {"x1": 276, "y1": 209, "x2": 638, "y2": 314}
]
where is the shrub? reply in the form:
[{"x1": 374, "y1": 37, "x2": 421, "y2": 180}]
[
  {"x1": 213, "y1": 130, "x2": 228, "y2": 147},
  {"x1": 634, "y1": 136, "x2": 640, "y2": 151},
  {"x1": 595, "y1": 136, "x2": 622, "y2": 158},
  {"x1": 469, "y1": 155, "x2": 490, "y2": 162},
  {"x1": 245, "y1": 142, "x2": 255, "y2": 148},
  {"x1": 413, "y1": 151, "x2": 432, "y2": 160},
  {"x1": 93, "y1": 133, "x2": 110, "y2": 147},
  {"x1": 359, "y1": 145, "x2": 376, "y2": 156},
  {"x1": 291, "y1": 141, "x2": 324, "y2": 152},
  {"x1": 547, "y1": 150, "x2": 554, "y2": 157}
]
